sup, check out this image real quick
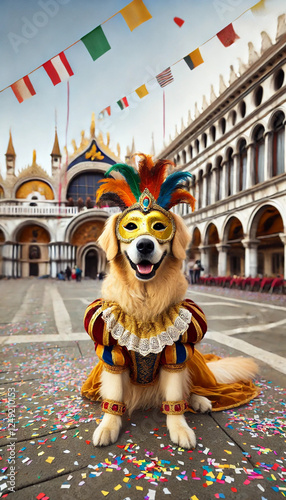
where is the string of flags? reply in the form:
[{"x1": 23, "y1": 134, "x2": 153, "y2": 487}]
[{"x1": 1, "y1": 0, "x2": 265, "y2": 107}]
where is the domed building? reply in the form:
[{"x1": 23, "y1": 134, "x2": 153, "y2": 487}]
[{"x1": 0, "y1": 115, "x2": 124, "y2": 278}]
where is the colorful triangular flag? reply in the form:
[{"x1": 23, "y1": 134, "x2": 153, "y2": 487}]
[
  {"x1": 135, "y1": 84, "x2": 149, "y2": 98},
  {"x1": 43, "y1": 52, "x2": 73, "y2": 86},
  {"x1": 216, "y1": 23, "x2": 239, "y2": 47},
  {"x1": 117, "y1": 97, "x2": 129, "y2": 110},
  {"x1": 174, "y1": 17, "x2": 184, "y2": 27},
  {"x1": 11, "y1": 75, "x2": 36, "y2": 103},
  {"x1": 81, "y1": 25, "x2": 111, "y2": 61},
  {"x1": 156, "y1": 67, "x2": 174, "y2": 88},
  {"x1": 184, "y1": 48, "x2": 204, "y2": 70},
  {"x1": 120, "y1": 0, "x2": 152, "y2": 31}
]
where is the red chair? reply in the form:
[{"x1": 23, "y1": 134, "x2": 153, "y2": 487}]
[
  {"x1": 269, "y1": 278, "x2": 285, "y2": 294},
  {"x1": 259, "y1": 277, "x2": 274, "y2": 292}
]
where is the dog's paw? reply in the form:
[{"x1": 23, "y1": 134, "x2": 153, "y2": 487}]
[
  {"x1": 92, "y1": 415, "x2": 121, "y2": 447},
  {"x1": 190, "y1": 394, "x2": 212, "y2": 413},
  {"x1": 167, "y1": 415, "x2": 196, "y2": 449}
]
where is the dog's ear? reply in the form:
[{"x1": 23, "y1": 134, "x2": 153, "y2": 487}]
[
  {"x1": 98, "y1": 213, "x2": 120, "y2": 261},
  {"x1": 171, "y1": 212, "x2": 191, "y2": 260}
]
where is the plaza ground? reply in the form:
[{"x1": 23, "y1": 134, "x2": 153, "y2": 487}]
[{"x1": 0, "y1": 278, "x2": 285, "y2": 499}]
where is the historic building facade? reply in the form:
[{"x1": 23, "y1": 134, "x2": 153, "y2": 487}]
[
  {"x1": 0, "y1": 116, "x2": 121, "y2": 278},
  {"x1": 158, "y1": 15, "x2": 286, "y2": 279}
]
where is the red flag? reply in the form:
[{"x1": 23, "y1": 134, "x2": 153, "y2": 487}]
[
  {"x1": 11, "y1": 75, "x2": 36, "y2": 103},
  {"x1": 174, "y1": 17, "x2": 184, "y2": 27},
  {"x1": 217, "y1": 23, "x2": 239, "y2": 47},
  {"x1": 43, "y1": 52, "x2": 73, "y2": 86}
]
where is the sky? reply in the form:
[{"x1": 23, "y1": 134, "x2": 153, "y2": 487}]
[{"x1": 0, "y1": 0, "x2": 284, "y2": 178}]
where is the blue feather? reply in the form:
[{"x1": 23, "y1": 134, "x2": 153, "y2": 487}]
[{"x1": 157, "y1": 172, "x2": 193, "y2": 209}]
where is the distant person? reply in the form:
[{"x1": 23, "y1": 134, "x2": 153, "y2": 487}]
[
  {"x1": 65, "y1": 266, "x2": 72, "y2": 281},
  {"x1": 71, "y1": 267, "x2": 76, "y2": 280},
  {"x1": 188, "y1": 260, "x2": 195, "y2": 284},
  {"x1": 75, "y1": 266, "x2": 82, "y2": 282},
  {"x1": 194, "y1": 260, "x2": 204, "y2": 284},
  {"x1": 57, "y1": 270, "x2": 65, "y2": 281}
]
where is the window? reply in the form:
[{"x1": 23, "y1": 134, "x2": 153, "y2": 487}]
[
  {"x1": 274, "y1": 68, "x2": 284, "y2": 91},
  {"x1": 239, "y1": 101, "x2": 246, "y2": 118},
  {"x1": 254, "y1": 126, "x2": 265, "y2": 184},
  {"x1": 67, "y1": 172, "x2": 105, "y2": 204},
  {"x1": 238, "y1": 139, "x2": 247, "y2": 191},
  {"x1": 198, "y1": 170, "x2": 203, "y2": 209},
  {"x1": 226, "y1": 149, "x2": 234, "y2": 196},
  {"x1": 254, "y1": 85, "x2": 263, "y2": 107},
  {"x1": 202, "y1": 133, "x2": 207, "y2": 148},
  {"x1": 188, "y1": 144, "x2": 193, "y2": 160},
  {"x1": 215, "y1": 157, "x2": 223, "y2": 202},
  {"x1": 206, "y1": 164, "x2": 212, "y2": 205},
  {"x1": 219, "y1": 118, "x2": 226, "y2": 135},
  {"x1": 182, "y1": 150, "x2": 187, "y2": 164},
  {"x1": 230, "y1": 110, "x2": 237, "y2": 126},
  {"x1": 210, "y1": 126, "x2": 216, "y2": 142},
  {"x1": 195, "y1": 139, "x2": 200, "y2": 154},
  {"x1": 272, "y1": 111, "x2": 285, "y2": 176}
]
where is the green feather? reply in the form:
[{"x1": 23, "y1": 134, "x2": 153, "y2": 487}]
[{"x1": 105, "y1": 163, "x2": 141, "y2": 200}]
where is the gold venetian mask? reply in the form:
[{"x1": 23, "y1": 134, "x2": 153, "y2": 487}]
[{"x1": 116, "y1": 190, "x2": 175, "y2": 243}]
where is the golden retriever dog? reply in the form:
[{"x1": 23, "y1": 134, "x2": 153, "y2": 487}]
[{"x1": 90, "y1": 209, "x2": 258, "y2": 449}]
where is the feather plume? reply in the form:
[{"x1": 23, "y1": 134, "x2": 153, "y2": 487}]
[
  {"x1": 157, "y1": 171, "x2": 193, "y2": 209},
  {"x1": 168, "y1": 189, "x2": 196, "y2": 212},
  {"x1": 137, "y1": 154, "x2": 174, "y2": 199},
  {"x1": 96, "y1": 179, "x2": 137, "y2": 209},
  {"x1": 105, "y1": 164, "x2": 141, "y2": 200}
]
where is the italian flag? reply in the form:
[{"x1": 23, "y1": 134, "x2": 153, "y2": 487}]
[
  {"x1": 43, "y1": 52, "x2": 74, "y2": 86},
  {"x1": 117, "y1": 97, "x2": 129, "y2": 110},
  {"x1": 11, "y1": 75, "x2": 36, "y2": 103}
]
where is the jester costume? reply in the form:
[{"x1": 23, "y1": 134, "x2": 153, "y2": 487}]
[{"x1": 81, "y1": 155, "x2": 259, "y2": 416}]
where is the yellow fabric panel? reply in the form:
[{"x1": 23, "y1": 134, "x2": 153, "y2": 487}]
[{"x1": 16, "y1": 180, "x2": 54, "y2": 200}]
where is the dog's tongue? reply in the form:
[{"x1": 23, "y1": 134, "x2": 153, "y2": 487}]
[{"x1": 137, "y1": 263, "x2": 153, "y2": 274}]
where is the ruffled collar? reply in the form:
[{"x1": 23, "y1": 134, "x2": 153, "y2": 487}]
[{"x1": 101, "y1": 301, "x2": 192, "y2": 356}]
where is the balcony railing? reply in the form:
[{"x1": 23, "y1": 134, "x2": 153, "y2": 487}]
[
  {"x1": 0, "y1": 205, "x2": 120, "y2": 217},
  {"x1": 0, "y1": 205, "x2": 78, "y2": 216}
]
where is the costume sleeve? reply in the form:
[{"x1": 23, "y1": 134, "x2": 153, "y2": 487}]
[
  {"x1": 180, "y1": 299, "x2": 207, "y2": 344},
  {"x1": 84, "y1": 299, "x2": 117, "y2": 346}
]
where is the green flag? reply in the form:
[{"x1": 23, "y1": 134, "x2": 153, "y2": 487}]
[{"x1": 81, "y1": 25, "x2": 111, "y2": 61}]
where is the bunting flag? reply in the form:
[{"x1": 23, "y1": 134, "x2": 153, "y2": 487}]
[
  {"x1": 81, "y1": 25, "x2": 111, "y2": 61},
  {"x1": 120, "y1": 0, "x2": 152, "y2": 31},
  {"x1": 184, "y1": 48, "x2": 204, "y2": 70},
  {"x1": 251, "y1": 0, "x2": 266, "y2": 14},
  {"x1": 216, "y1": 23, "x2": 239, "y2": 47},
  {"x1": 174, "y1": 17, "x2": 184, "y2": 27},
  {"x1": 103, "y1": 106, "x2": 111, "y2": 116},
  {"x1": 135, "y1": 84, "x2": 149, "y2": 98},
  {"x1": 43, "y1": 52, "x2": 73, "y2": 86},
  {"x1": 11, "y1": 75, "x2": 36, "y2": 103},
  {"x1": 117, "y1": 97, "x2": 129, "y2": 110},
  {"x1": 156, "y1": 67, "x2": 174, "y2": 88}
]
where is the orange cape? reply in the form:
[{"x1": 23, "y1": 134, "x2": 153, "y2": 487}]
[{"x1": 81, "y1": 348, "x2": 259, "y2": 412}]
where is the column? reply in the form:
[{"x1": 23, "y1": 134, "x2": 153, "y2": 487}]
[
  {"x1": 246, "y1": 143, "x2": 255, "y2": 189},
  {"x1": 198, "y1": 245, "x2": 209, "y2": 276},
  {"x1": 264, "y1": 131, "x2": 272, "y2": 180},
  {"x1": 242, "y1": 238, "x2": 260, "y2": 277},
  {"x1": 279, "y1": 233, "x2": 286, "y2": 279},
  {"x1": 232, "y1": 153, "x2": 240, "y2": 195},
  {"x1": 216, "y1": 244, "x2": 229, "y2": 276}
]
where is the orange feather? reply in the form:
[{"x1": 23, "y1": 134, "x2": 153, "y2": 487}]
[
  {"x1": 168, "y1": 189, "x2": 196, "y2": 212},
  {"x1": 138, "y1": 154, "x2": 174, "y2": 200},
  {"x1": 96, "y1": 179, "x2": 137, "y2": 207}
]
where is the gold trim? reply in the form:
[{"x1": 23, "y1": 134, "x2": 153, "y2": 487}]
[
  {"x1": 161, "y1": 363, "x2": 186, "y2": 372},
  {"x1": 161, "y1": 399, "x2": 188, "y2": 415},
  {"x1": 88, "y1": 306, "x2": 104, "y2": 339},
  {"x1": 101, "y1": 399, "x2": 126, "y2": 416},
  {"x1": 191, "y1": 316, "x2": 203, "y2": 343},
  {"x1": 103, "y1": 363, "x2": 127, "y2": 374}
]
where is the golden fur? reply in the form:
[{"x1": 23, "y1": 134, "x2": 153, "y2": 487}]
[{"x1": 92, "y1": 211, "x2": 258, "y2": 448}]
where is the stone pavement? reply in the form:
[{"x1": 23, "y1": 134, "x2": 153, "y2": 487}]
[{"x1": 0, "y1": 279, "x2": 285, "y2": 500}]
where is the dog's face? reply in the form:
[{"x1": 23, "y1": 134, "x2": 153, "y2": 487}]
[{"x1": 98, "y1": 210, "x2": 191, "y2": 282}]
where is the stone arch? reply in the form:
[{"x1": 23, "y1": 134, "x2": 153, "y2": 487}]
[
  {"x1": 248, "y1": 203, "x2": 285, "y2": 277},
  {"x1": 14, "y1": 221, "x2": 51, "y2": 278},
  {"x1": 204, "y1": 222, "x2": 220, "y2": 276},
  {"x1": 222, "y1": 215, "x2": 245, "y2": 276},
  {"x1": 77, "y1": 242, "x2": 106, "y2": 278}
]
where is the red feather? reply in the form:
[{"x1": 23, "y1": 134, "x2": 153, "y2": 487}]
[
  {"x1": 168, "y1": 189, "x2": 196, "y2": 212},
  {"x1": 138, "y1": 154, "x2": 174, "y2": 200},
  {"x1": 96, "y1": 179, "x2": 137, "y2": 208}
]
